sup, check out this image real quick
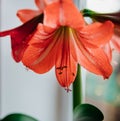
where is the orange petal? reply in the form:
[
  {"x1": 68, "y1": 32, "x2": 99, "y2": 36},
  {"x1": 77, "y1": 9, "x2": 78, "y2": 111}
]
[
  {"x1": 44, "y1": 2, "x2": 59, "y2": 28},
  {"x1": 44, "y1": 0, "x2": 59, "y2": 5},
  {"x1": 61, "y1": 0, "x2": 85, "y2": 28},
  {"x1": 79, "y1": 48, "x2": 112, "y2": 78},
  {"x1": 56, "y1": 54, "x2": 77, "y2": 88},
  {"x1": 22, "y1": 24, "x2": 59, "y2": 73},
  {"x1": 74, "y1": 35, "x2": 112, "y2": 78},
  {"x1": 35, "y1": 0, "x2": 45, "y2": 10},
  {"x1": 111, "y1": 26, "x2": 120, "y2": 52},
  {"x1": 111, "y1": 35, "x2": 120, "y2": 52},
  {"x1": 102, "y1": 43, "x2": 112, "y2": 62},
  {"x1": 17, "y1": 9, "x2": 42, "y2": 23},
  {"x1": 22, "y1": 45, "x2": 55, "y2": 73},
  {"x1": 78, "y1": 21, "x2": 114, "y2": 48},
  {"x1": 44, "y1": 0, "x2": 84, "y2": 29},
  {"x1": 55, "y1": 27, "x2": 77, "y2": 87}
]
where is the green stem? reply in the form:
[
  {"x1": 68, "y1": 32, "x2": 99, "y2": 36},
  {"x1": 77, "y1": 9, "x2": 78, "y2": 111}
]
[{"x1": 73, "y1": 64, "x2": 82, "y2": 110}]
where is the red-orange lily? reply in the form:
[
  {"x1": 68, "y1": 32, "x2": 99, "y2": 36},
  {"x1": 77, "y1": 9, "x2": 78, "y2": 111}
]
[{"x1": 22, "y1": 0, "x2": 114, "y2": 89}]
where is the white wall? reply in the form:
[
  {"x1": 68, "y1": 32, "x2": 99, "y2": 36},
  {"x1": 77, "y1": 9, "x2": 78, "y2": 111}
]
[
  {"x1": 0, "y1": 1, "x2": 73, "y2": 121},
  {"x1": 86, "y1": 0, "x2": 120, "y2": 12}
]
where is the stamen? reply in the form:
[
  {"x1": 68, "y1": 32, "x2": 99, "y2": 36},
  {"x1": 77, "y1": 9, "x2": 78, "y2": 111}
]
[
  {"x1": 58, "y1": 72, "x2": 62, "y2": 75},
  {"x1": 65, "y1": 87, "x2": 72, "y2": 93},
  {"x1": 72, "y1": 72, "x2": 75, "y2": 76},
  {"x1": 56, "y1": 66, "x2": 67, "y2": 70},
  {"x1": 63, "y1": 66, "x2": 67, "y2": 69},
  {"x1": 56, "y1": 67, "x2": 62, "y2": 70}
]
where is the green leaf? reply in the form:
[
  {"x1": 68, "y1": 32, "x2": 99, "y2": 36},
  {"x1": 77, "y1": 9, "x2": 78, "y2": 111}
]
[
  {"x1": 81, "y1": 9, "x2": 96, "y2": 17},
  {"x1": 0, "y1": 113, "x2": 38, "y2": 121},
  {"x1": 73, "y1": 103, "x2": 104, "y2": 121}
]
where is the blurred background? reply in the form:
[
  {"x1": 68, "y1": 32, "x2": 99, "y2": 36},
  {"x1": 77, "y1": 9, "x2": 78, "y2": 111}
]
[
  {"x1": 0, "y1": 0, "x2": 120, "y2": 121},
  {"x1": 85, "y1": 0, "x2": 120, "y2": 121}
]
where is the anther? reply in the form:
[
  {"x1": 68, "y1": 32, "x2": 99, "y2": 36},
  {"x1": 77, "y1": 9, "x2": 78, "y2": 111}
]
[
  {"x1": 72, "y1": 73, "x2": 75, "y2": 76},
  {"x1": 56, "y1": 66, "x2": 67, "y2": 70},
  {"x1": 58, "y1": 72, "x2": 62, "y2": 75},
  {"x1": 65, "y1": 87, "x2": 72, "y2": 93}
]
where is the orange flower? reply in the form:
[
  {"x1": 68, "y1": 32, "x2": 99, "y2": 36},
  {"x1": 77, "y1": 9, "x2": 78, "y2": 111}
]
[{"x1": 22, "y1": 0, "x2": 114, "y2": 89}]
